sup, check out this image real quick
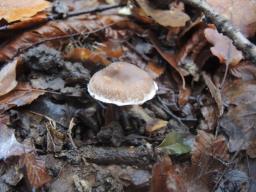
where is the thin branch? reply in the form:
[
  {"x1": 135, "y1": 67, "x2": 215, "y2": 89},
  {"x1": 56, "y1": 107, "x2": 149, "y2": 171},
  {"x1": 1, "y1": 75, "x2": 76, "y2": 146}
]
[{"x1": 180, "y1": 0, "x2": 256, "y2": 64}]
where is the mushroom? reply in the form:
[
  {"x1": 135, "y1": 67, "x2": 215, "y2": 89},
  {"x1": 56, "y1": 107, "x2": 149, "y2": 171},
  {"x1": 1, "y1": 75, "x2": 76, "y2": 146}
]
[
  {"x1": 87, "y1": 61, "x2": 161, "y2": 129},
  {"x1": 88, "y1": 62, "x2": 158, "y2": 106}
]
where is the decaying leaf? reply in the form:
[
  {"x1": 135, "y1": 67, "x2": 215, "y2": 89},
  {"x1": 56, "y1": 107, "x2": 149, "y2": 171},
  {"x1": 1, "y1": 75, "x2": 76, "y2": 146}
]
[
  {"x1": 204, "y1": 28, "x2": 243, "y2": 66},
  {"x1": 20, "y1": 153, "x2": 51, "y2": 188},
  {"x1": 0, "y1": 83, "x2": 44, "y2": 113},
  {"x1": 221, "y1": 100, "x2": 256, "y2": 154},
  {"x1": 136, "y1": 0, "x2": 190, "y2": 27},
  {"x1": 158, "y1": 132, "x2": 191, "y2": 155},
  {"x1": 0, "y1": 59, "x2": 18, "y2": 96},
  {"x1": 0, "y1": 124, "x2": 32, "y2": 160},
  {"x1": 222, "y1": 79, "x2": 256, "y2": 106},
  {"x1": 0, "y1": 0, "x2": 50, "y2": 23},
  {"x1": 192, "y1": 130, "x2": 229, "y2": 165},
  {"x1": 150, "y1": 156, "x2": 187, "y2": 192},
  {"x1": 207, "y1": 0, "x2": 256, "y2": 37},
  {"x1": 221, "y1": 80, "x2": 256, "y2": 155},
  {"x1": 0, "y1": 15, "x2": 127, "y2": 62}
]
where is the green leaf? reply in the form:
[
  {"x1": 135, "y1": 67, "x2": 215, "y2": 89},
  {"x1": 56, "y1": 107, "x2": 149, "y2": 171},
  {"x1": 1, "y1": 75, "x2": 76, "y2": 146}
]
[{"x1": 158, "y1": 132, "x2": 191, "y2": 155}]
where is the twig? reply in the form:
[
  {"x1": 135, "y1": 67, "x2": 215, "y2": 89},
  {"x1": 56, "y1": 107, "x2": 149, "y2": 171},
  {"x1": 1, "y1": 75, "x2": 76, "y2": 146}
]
[
  {"x1": 67, "y1": 117, "x2": 77, "y2": 149},
  {"x1": 56, "y1": 4, "x2": 126, "y2": 19},
  {"x1": 180, "y1": 0, "x2": 256, "y2": 64}
]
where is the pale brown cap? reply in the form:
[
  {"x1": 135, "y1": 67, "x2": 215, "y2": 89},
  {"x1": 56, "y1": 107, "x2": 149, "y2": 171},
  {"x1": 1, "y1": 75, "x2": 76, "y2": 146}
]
[{"x1": 88, "y1": 62, "x2": 158, "y2": 106}]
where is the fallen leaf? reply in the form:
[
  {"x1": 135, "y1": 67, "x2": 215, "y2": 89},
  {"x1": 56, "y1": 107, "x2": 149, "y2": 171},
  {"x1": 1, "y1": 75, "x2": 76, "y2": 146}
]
[
  {"x1": 221, "y1": 80, "x2": 256, "y2": 155},
  {"x1": 20, "y1": 153, "x2": 51, "y2": 188},
  {"x1": 0, "y1": 83, "x2": 44, "y2": 113},
  {"x1": 159, "y1": 132, "x2": 191, "y2": 155},
  {"x1": 0, "y1": 0, "x2": 50, "y2": 23},
  {"x1": 220, "y1": 101, "x2": 256, "y2": 154},
  {"x1": 0, "y1": 124, "x2": 32, "y2": 160},
  {"x1": 222, "y1": 80, "x2": 256, "y2": 105},
  {"x1": 150, "y1": 156, "x2": 187, "y2": 192},
  {"x1": 0, "y1": 59, "x2": 18, "y2": 96},
  {"x1": 0, "y1": 15, "x2": 127, "y2": 62},
  {"x1": 192, "y1": 130, "x2": 229, "y2": 165},
  {"x1": 204, "y1": 28, "x2": 243, "y2": 66},
  {"x1": 206, "y1": 0, "x2": 256, "y2": 37},
  {"x1": 136, "y1": 0, "x2": 190, "y2": 27}
]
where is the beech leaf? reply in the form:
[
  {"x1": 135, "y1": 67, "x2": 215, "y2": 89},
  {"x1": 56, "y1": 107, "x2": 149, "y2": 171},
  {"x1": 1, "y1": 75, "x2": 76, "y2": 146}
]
[
  {"x1": 21, "y1": 153, "x2": 52, "y2": 188},
  {"x1": 0, "y1": 59, "x2": 18, "y2": 96},
  {"x1": 0, "y1": 0, "x2": 50, "y2": 23},
  {"x1": 0, "y1": 83, "x2": 44, "y2": 113}
]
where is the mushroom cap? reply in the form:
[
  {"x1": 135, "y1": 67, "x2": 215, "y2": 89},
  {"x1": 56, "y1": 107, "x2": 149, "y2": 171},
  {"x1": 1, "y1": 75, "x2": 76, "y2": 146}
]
[{"x1": 88, "y1": 62, "x2": 158, "y2": 106}]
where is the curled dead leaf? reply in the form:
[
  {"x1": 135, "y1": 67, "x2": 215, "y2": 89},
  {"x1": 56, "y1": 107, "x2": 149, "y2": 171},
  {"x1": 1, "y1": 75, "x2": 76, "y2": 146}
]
[{"x1": 204, "y1": 28, "x2": 243, "y2": 66}]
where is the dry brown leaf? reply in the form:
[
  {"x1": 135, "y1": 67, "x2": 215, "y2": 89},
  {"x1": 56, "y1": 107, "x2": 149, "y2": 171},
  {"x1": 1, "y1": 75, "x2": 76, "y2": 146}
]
[
  {"x1": 0, "y1": 124, "x2": 32, "y2": 160},
  {"x1": 222, "y1": 79, "x2": 256, "y2": 105},
  {"x1": 207, "y1": 0, "x2": 256, "y2": 37},
  {"x1": 148, "y1": 31, "x2": 186, "y2": 89},
  {"x1": 0, "y1": 0, "x2": 50, "y2": 23},
  {"x1": 136, "y1": 0, "x2": 190, "y2": 27},
  {"x1": 150, "y1": 156, "x2": 187, "y2": 192},
  {"x1": 204, "y1": 28, "x2": 243, "y2": 66},
  {"x1": 221, "y1": 80, "x2": 256, "y2": 154},
  {"x1": 0, "y1": 83, "x2": 44, "y2": 113},
  {"x1": 0, "y1": 59, "x2": 18, "y2": 96},
  {"x1": 0, "y1": 15, "x2": 127, "y2": 62},
  {"x1": 192, "y1": 130, "x2": 229, "y2": 164},
  {"x1": 20, "y1": 153, "x2": 51, "y2": 188}
]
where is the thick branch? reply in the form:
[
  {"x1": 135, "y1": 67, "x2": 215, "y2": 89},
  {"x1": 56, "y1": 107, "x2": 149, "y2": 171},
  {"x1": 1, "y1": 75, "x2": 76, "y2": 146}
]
[{"x1": 180, "y1": 0, "x2": 256, "y2": 64}]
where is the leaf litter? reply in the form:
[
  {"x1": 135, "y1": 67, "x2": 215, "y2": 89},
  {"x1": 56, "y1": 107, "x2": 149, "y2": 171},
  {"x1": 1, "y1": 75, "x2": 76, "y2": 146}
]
[{"x1": 0, "y1": 0, "x2": 256, "y2": 191}]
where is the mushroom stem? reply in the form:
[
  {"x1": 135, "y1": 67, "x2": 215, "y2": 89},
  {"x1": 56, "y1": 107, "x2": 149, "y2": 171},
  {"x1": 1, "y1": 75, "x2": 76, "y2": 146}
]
[{"x1": 104, "y1": 104, "x2": 119, "y2": 125}]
